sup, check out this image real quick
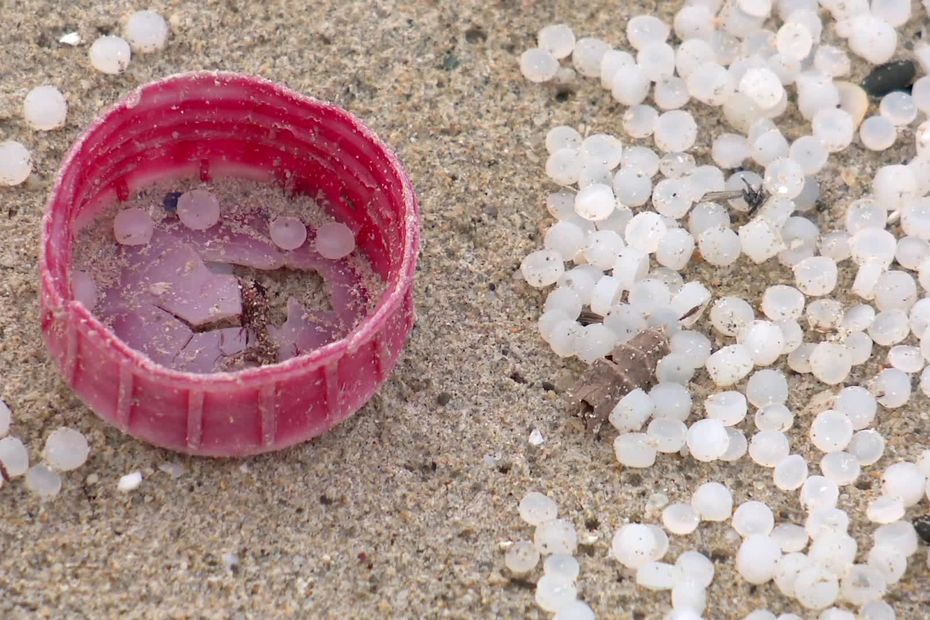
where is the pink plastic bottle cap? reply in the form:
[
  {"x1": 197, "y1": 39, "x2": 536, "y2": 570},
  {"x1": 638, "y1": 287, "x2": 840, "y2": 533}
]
[{"x1": 40, "y1": 72, "x2": 419, "y2": 456}]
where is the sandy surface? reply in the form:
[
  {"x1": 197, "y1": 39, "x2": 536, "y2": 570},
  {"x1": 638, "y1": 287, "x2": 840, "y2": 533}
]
[{"x1": 0, "y1": 1, "x2": 928, "y2": 618}]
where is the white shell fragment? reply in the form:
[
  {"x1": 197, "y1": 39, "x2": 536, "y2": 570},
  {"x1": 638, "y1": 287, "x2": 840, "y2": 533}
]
[
  {"x1": 117, "y1": 471, "x2": 143, "y2": 492},
  {"x1": 59, "y1": 32, "x2": 82, "y2": 46}
]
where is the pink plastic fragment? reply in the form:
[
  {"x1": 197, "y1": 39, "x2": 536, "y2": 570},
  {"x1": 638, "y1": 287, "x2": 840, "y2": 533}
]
[
  {"x1": 124, "y1": 242, "x2": 242, "y2": 327},
  {"x1": 40, "y1": 72, "x2": 420, "y2": 456},
  {"x1": 269, "y1": 298, "x2": 343, "y2": 362}
]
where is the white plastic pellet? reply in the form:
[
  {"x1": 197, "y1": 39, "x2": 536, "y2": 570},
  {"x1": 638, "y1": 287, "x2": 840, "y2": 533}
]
[
  {"x1": 755, "y1": 404, "x2": 794, "y2": 432},
  {"x1": 520, "y1": 48, "x2": 559, "y2": 83},
  {"x1": 870, "y1": 368, "x2": 912, "y2": 408},
  {"x1": 649, "y1": 382, "x2": 692, "y2": 421},
  {"x1": 627, "y1": 15, "x2": 669, "y2": 49},
  {"x1": 733, "y1": 501, "x2": 775, "y2": 537},
  {"x1": 808, "y1": 343, "x2": 852, "y2": 385},
  {"x1": 669, "y1": 331, "x2": 711, "y2": 369},
  {"x1": 625, "y1": 212, "x2": 668, "y2": 253},
  {"x1": 736, "y1": 535, "x2": 781, "y2": 584},
  {"x1": 0, "y1": 436, "x2": 28, "y2": 477},
  {"x1": 686, "y1": 62, "x2": 731, "y2": 106},
  {"x1": 709, "y1": 296, "x2": 754, "y2": 336},
  {"x1": 659, "y1": 503, "x2": 698, "y2": 535},
  {"x1": 738, "y1": 219, "x2": 785, "y2": 263},
  {"x1": 315, "y1": 222, "x2": 356, "y2": 259},
  {"x1": 848, "y1": 430, "x2": 885, "y2": 466},
  {"x1": 775, "y1": 21, "x2": 812, "y2": 60},
  {"x1": 125, "y1": 10, "x2": 170, "y2": 53},
  {"x1": 573, "y1": 38, "x2": 610, "y2": 78},
  {"x1": 819, "y1": 232, "x2": 851, "y2": 262},
  {"x1": 812, "y1": 108, "x2": 855, "y2": 153},
  {"x1": 575, "y1": 184, "x2": 615, "y2": 222},
  {"x1": 547, "y1": 149, "x2": 584, "y2": 185},
  {"x1": 867, "y1": 544, "x2": 907, "y2": 585},
  {"x1": 535, "y1": 574, "x2": 578, "y2": 613},
  {"x1": 860, "y1": 116, "x2": 897, "y2": 151},
  {"x1": 686, "y1": 418, "x2": 730, "y2": 462},
  {"x1": 773, "y1": 454, "x2": 808, "y2": 490},
  {"x1": 793, "y1": 566, "x2": 839, "y2": 610},
  {"x1": 24, "y1": 464, "x2": 62, "y2": 498},
  {"x1": 521, "y1": 250, "x2": 565, "y2": 288},
  {"x1": 866, "y1": 496, "x2": 905, "y2": 524},
  {"x1": 0, "y1": 140, "x2": 33, "y2": 186},
  {"x1": 810, "y1": 410, "x2": 854, "y2": 453},
  {"x1": 519, "y1": 491, "x2": 558, "y2": 526},
  {"x1": 23, "y1": 85, "x2": 67, "y2": 131},
  {"x1": 718, "y1": 427, "x2": 747, "y2": 462},
  {"x1": 880, "y1": 91, "x2": 917, "y2": 126},
  {"x1": 881, "y1": 461, "x2": 926, "y2": 507},
  {"x1": 269, "y1": 216, "x2": 308, "y2": 251},
  {"x1": 614, "y1": 433, "x2": 657, "y2": 468},
  {"x1": 89, "y1": 35, "x2": 131, "y2": 74},
  {"x1": 705, "y1": 345, "x2": 753, "y2": 386},
  {"x1": 749, "y1": 431, "x2": 790, "y2": 467},
  {"x1": 535, "y1": 518, "x2": 578, "y2": 556},
  {"x1": 554, "y1": 602, "x2": 594, "y2": 620},
  {"x1": 113, "y1": 208, "x2": 154, "y2": 246},
  {"x1": 612, "y1": 523, "x2": 658, "y2": 569},
  {"x1": 869, "y1": 310, "x2": 909, "y2": 346},
  {"x1": 611, "y1": 65, "x2": 651, "y2": 106},
  {"x1": 774, "y1": 552, "x2": 813, "y2": 598},
  {"x1": 538, "y1": 24, "x2": 575, "y2": 59},
  {"x1": 689, "y1": 482, "x2": 732, "y2": 522},
  {"x1": 847, "y1": 16, "x2": 897, "y2": 65},
  {"x1": 793, "y1": 256, "x2": 837, "y2": 296},
  {"x1": 546, "y1": 127, "x2": 582, "y2": 155},
  {"x1": 737, "y1": 321, "x2": 785, "y2": 366},
  {"x1": 505, "y1": 540, "x2": 540, "y2": 575},
  {"x1": 638, "y1": 42, "x2": 677, "y2": 81},
  {"x1": 544, "y1": 554, "x2": 580, "y2": 581},
  {"x1": 654, "y1": 111, "x2": 698, "y2": 153},
  {"x1": 771, "y1": 524, "x2": 808, "y2": 553},
  {"x1": 44, "y1": 427, "x2": 90, "y2": 471},
  {"x1": 746, "y1": 369, "x2": 788, "y2": 407},
  {"x1": 800, "y1": 475, "x2": 839, "y2": 511}
]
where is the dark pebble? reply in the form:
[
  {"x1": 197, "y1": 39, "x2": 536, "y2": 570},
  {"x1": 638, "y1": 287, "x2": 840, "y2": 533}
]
[
  {"x1": 862, "y1": 60, "x2": 916, "y2": 98},
  {"x1": 914, "y1": 514, "x2": 930, "y2": 544},
  {"x1": 436, "y1": 392, "x2": 452, "y2": 406},
  {"x1": 509, "y1": 371, "x2": 527, "y2": 384},
  {"x1": 464, "y1": 26, "x2": 486, "y2": 44},
  {"x1": 441, "y1": 52, "x2": 460, "y2": 71},
  {"x1": 163, "y1": 191, "x2": 182, "y2": 213}
]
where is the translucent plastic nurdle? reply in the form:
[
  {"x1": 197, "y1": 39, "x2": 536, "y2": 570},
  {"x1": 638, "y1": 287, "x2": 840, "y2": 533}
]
[{"x1": 40, "y1": 72, "x2": 420, "y2": 457}]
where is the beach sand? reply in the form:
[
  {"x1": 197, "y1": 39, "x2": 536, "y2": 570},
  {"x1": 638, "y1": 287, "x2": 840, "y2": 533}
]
[{"x1": 0, "y1": 1, "x2": 928, "y2": 617}]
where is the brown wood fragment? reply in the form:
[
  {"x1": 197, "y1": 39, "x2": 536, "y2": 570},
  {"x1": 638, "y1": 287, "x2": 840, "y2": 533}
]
[
  {"x1": 578, "y1": 310, "x2": 603, "y2": 326},
  {"x1": 567, "y1": 328, "x2": 670, "y2": 434}
]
